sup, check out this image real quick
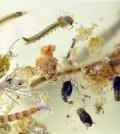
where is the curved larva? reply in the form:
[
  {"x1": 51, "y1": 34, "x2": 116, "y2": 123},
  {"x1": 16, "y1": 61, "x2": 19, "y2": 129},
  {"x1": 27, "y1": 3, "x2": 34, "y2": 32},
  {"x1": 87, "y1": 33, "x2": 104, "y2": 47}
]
[
  {"x1": 0, "y1": 106, "x2": 40, "y2": 123},
  {"x1": 22, "y1": 15, "x2": 74, "y2": 45},
  {"x1": 0, "y1": 11, "x2": 27, "y2": 25}
]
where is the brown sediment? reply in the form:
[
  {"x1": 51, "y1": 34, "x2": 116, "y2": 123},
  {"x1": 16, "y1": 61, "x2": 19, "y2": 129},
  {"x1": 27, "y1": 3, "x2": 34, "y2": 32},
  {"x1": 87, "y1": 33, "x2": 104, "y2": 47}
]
[
  {"x1": 57, "y1": 67, "x2": 81, "y2": 76},
  {"x1": 0, "y1": 11, "x2": 27, "y2": 25},
  {"x1": 108, "y1": 57, "x2": 120, "y2": 65},
  {"x1": 36, "y1": 45, "x2": 58, "y2": 76}
]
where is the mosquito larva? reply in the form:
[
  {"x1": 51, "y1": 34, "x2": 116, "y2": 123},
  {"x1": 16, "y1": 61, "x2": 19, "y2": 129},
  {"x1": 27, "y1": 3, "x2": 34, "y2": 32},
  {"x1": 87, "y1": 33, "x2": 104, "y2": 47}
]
[
  {"x1": 0, "y1": 106, "x2": 40, "y2": 123},
  {"x1": 0, "y1": 11, "x2": 27, "y2": 25},
  {"x1": 22, "y1": 15, "x2": 74, "y2": 45}
]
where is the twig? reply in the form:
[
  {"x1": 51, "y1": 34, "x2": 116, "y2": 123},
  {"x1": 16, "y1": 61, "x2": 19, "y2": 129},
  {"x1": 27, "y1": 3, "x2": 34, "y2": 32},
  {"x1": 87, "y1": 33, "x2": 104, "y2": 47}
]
[
  {"x1": 30, "y1": 55, "x2": 120, "y2": 88},
  {"x1": 30, "y1": 67, "x2": 81, "y2": 88},
  {"x1": 66, "y1": 38, "x2": 76, "y2": 59}
]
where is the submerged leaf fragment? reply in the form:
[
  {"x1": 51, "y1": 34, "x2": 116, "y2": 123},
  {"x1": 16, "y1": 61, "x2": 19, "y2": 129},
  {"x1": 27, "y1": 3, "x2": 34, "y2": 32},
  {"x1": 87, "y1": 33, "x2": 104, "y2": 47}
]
[
  {"x1": 0, "y1": 54, "x2": 10, "y2": 77},
  {"x1": 87, "y1": 36, "x2": 104, "y2": 55}
]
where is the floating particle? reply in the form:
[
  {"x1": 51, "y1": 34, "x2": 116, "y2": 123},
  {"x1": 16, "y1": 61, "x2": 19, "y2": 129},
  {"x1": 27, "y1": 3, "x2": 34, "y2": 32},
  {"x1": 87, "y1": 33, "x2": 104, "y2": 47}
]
[
  {"x1": 93, "y1": 96, "x2": 106, "y2": 114},
  {"x1": 39, "y1": 92, "x2": 49, "y2": 106},
  {"x1": 39, "y1": 104, "x2": 50, "y2": 111},
  {"x1": 75, "y1": 24, "x2": 96, "y2": 42},
  {"x1": 66, "y1": 107, "x2": 76, "y2": 125}
]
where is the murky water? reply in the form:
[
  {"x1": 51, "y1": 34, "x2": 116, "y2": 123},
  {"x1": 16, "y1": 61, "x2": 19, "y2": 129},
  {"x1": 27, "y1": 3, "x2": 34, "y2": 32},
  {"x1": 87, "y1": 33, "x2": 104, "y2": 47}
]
[{"x1": 0, "y1": 1, "x2": 120, "y2": 134}]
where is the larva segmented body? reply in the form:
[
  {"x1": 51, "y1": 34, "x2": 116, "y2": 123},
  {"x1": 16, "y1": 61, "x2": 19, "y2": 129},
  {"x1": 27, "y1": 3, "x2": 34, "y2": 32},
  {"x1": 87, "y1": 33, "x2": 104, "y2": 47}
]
[
  {"x1": 22, "y1": 15, "x2": 74, "y2": 45},
  {"x1": 0, "y1": 11, "x2": 27, "y2": 25},
  {"x1": 0, "y1": 106, "x2": 40, "y2": 123}
]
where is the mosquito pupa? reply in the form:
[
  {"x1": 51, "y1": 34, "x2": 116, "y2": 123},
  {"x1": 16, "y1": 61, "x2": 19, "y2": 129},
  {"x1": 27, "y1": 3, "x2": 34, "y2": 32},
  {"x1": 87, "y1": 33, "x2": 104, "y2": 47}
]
[
  {"x1": 22, "y1": 15, "x2": 74, "y2": 45},
  {"x1": 77, "y1": 108, "x2": 95, "y2": 129},
  {"x1": 61, "y1": 80, "x2": 73, "y2": 104},
  {"x1": 0, "y1": 11, "x2": 27, "y2": 25}
]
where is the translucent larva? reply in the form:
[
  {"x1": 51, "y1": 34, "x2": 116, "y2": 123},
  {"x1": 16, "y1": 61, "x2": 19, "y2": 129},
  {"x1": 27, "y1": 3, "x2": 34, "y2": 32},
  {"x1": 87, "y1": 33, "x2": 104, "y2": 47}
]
[
  {"x1": 22, "y1": 15, "x2": 74, "y2": 45},
  {"x1": 0, "y1": 11, "x2": 27, "y2": 25},
  {"x1": 0, "y1": 106, "x2": 40, "y2": 123},
  {"x1": 0, "y1": 104, "x2": 50, "y2": 123}
]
